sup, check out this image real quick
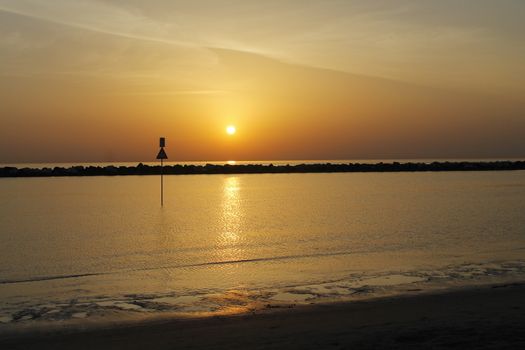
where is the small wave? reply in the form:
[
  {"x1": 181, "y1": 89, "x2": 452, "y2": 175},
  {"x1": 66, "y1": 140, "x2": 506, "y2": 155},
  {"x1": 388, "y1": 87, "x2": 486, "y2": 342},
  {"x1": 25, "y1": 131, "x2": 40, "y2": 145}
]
[
  {"x1": 0, "y1": 250, "x2": 357, "y2": 285},
  {"x1": 172, "y1": 250, "x2": 355, "y2": 269},
  {"x1": 0, "y1": 272, "x2": 109, "y2": 285}
]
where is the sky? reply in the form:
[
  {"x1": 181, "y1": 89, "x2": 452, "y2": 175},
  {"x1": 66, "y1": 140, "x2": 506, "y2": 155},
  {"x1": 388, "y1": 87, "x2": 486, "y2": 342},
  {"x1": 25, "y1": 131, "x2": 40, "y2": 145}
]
[{"x1": 1, "y1": 0, "x2": 524, "y2": 163}]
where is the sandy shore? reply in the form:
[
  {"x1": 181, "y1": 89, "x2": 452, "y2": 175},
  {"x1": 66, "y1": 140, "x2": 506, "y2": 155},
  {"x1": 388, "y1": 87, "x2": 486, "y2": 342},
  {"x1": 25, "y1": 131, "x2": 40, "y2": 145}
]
[{"x1": 1, "y1": 283, "x2": 525, "y2": 349}]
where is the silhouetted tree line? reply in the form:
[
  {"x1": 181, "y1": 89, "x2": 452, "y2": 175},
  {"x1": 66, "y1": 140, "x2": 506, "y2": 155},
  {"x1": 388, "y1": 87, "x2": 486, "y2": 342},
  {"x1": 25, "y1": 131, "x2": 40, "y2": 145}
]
[{"x1": 1, "y1": 161, "x2": 524, "y2": 177}]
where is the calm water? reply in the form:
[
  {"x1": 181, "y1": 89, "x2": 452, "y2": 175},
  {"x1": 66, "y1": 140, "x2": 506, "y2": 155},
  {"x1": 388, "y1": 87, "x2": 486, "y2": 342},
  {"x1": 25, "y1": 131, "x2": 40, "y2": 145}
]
[{"x1": 1, "y1": 171, "x2": 525, "y2": 328}]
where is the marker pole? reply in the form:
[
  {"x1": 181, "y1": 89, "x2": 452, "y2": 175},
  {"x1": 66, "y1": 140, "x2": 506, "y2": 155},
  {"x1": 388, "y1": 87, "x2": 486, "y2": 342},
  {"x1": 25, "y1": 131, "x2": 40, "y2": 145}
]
[
  {"x1": 156, "y1": 137, "x2": 168, "y2": 207},
  {"x1": 161, "y1": 158, "x2": 164, "y2": 207}
]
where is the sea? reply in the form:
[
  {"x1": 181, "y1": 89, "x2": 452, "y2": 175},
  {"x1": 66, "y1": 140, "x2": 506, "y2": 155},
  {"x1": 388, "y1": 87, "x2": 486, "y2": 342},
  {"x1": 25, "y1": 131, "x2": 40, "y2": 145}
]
[{"x1": 1, "y1": 160, "x2": 525, "y2": 331}]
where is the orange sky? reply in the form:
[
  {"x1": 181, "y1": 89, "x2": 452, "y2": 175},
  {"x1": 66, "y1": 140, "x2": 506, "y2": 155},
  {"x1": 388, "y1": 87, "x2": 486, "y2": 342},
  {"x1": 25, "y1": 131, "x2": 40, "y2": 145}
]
[{"x1": 1, "y1": 1, "x2": 524, "y2": 163}]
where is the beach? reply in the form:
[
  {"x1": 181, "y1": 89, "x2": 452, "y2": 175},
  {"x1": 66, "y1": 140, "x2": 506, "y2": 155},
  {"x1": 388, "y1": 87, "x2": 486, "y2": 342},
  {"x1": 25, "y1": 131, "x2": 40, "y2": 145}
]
[
  {"x1": 3, "y1": 0, "x2": 525, "y2": 348},
  {"x1": 1, "y1": 282, "x2": 524, "y2": 349}
]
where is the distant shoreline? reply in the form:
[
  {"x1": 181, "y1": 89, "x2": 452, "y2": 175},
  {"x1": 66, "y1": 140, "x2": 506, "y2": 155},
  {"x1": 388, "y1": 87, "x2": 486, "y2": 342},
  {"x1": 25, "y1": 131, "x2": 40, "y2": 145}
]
[{"x1": 1, "y1": 160, "x2": 524, "y2": 177}]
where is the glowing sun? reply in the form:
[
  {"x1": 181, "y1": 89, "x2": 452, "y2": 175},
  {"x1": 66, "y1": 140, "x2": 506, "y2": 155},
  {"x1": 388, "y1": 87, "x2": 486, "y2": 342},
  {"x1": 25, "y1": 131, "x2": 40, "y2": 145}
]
[{"x1": 226, "y1": 125, "x2": 236, "y2": 135}]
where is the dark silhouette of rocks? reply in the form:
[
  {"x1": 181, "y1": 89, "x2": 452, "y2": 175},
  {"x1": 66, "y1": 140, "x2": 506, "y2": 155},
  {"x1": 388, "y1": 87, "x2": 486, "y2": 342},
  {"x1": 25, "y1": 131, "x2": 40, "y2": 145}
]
[{"x1": 0, "y1": 161, "x2": 524, "y2": 177}]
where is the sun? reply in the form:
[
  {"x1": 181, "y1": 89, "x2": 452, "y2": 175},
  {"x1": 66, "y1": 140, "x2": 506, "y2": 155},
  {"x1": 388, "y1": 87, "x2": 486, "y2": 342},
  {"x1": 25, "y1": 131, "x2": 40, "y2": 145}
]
[{"x1": 226, "y1": 125, "x2": 236, "y2": 135}]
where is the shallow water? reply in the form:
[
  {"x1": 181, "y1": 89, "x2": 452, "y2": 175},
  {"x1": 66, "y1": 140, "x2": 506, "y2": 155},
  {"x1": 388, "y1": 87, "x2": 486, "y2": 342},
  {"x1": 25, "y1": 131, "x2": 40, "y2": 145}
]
[{"x1": 1, "y1": 171, "x2": 525, "y2": 328}]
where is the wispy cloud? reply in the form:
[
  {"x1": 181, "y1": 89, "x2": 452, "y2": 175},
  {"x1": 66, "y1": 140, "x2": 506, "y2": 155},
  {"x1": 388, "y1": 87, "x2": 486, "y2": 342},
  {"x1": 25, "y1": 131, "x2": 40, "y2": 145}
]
[
  {"x1": 0, "y1": 0, "x2": 196, "y2": 48},
  {"x1": 113, "y1": 89, "x2": 231, "y2": 96},
  {"x1": 1, "y1": 0, "x2": 524, "y2": 94}
]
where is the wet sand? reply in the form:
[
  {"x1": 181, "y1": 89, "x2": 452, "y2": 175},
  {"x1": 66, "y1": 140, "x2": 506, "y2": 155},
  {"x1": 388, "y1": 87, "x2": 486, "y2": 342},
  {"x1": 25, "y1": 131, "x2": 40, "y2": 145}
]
[{"x1": 1, "y1": 282, "x2": 525, "y2": 349}]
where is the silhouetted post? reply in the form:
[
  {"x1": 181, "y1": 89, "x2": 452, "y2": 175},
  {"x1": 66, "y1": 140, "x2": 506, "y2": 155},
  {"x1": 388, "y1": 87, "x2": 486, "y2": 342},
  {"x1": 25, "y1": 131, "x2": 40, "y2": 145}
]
[
  {"x1": 156, "y1": 137, "x2": 168, "y2": 206},
  {"x1": 161, "y1": 157, "x2": 163, "y2": 206}
]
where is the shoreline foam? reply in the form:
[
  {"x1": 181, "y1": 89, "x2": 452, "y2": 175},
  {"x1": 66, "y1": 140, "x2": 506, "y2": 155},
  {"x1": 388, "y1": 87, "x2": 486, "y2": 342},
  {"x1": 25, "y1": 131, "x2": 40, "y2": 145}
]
[
  {"x1": 1, "y1": 281, "x2": 525, "y2": 349},
  {"x1": 2, "y1": 259, "x2": 525, "y2": 336}
]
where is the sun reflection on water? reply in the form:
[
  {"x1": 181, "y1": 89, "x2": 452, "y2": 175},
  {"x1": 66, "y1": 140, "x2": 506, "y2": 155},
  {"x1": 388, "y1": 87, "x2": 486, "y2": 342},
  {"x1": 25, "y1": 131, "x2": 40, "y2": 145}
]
[{"x1": 218, "y1": 176, "x2": 244, "y2": 262}]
